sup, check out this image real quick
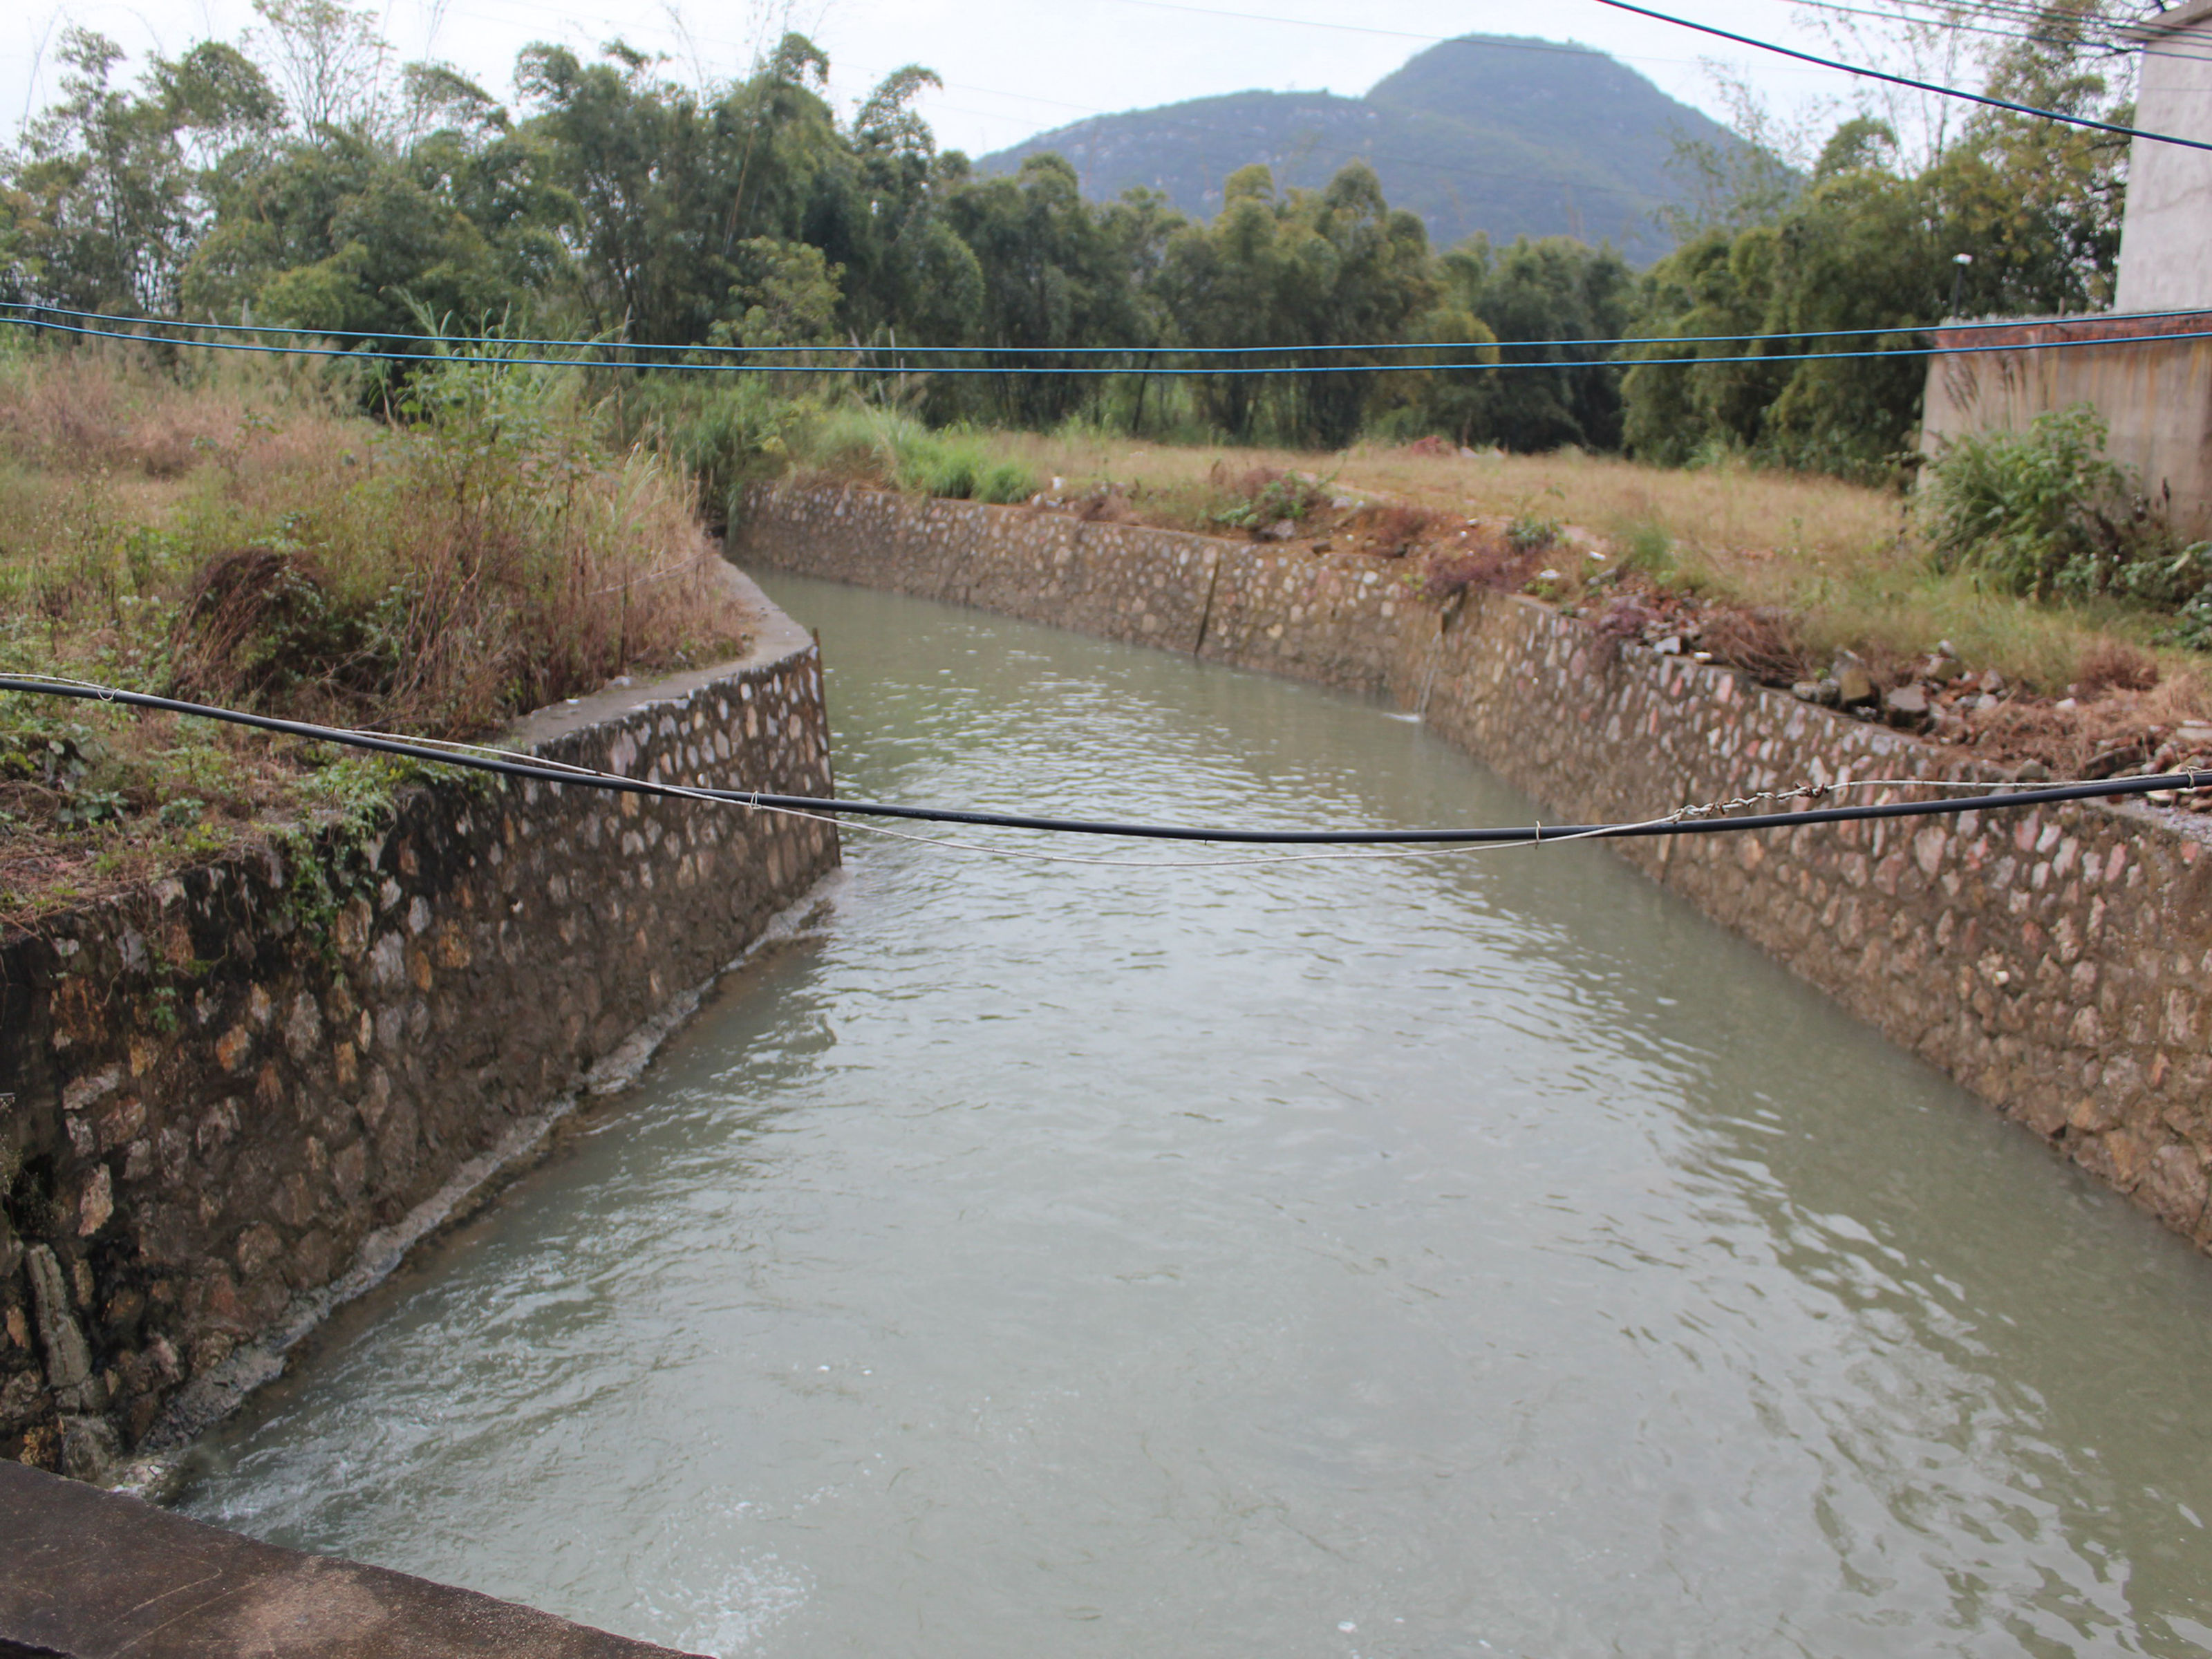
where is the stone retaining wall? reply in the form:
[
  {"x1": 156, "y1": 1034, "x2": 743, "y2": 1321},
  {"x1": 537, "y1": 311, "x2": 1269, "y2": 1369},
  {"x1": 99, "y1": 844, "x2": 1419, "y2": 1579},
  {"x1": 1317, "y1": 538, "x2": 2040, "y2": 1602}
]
[
  {"x1": 0, "y1": 568, "x2": 840, "y2": 1483},
  {"x1": 734, "y1": 484, "x2": 2212, "y2": 1252}
]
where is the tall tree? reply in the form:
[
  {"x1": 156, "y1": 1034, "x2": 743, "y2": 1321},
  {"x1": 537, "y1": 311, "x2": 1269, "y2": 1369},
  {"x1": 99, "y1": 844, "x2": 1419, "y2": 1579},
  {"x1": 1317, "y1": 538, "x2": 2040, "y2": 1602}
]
[
  {"x1": 513, "y1": 34, "x2": 861, "y2": 346},
  {"x1": 1155, "y1": 162, "x2": 1433, "y2": 447},
  {"x1": 1419, "y1": 235, "x2": 1632, "y2": 451},
  {"x1": 937, "y1": 153, "x2": 1151, "y2": 427},
  {"x1": 5, "y1": 29, "x2": 282, "y2": 315}
]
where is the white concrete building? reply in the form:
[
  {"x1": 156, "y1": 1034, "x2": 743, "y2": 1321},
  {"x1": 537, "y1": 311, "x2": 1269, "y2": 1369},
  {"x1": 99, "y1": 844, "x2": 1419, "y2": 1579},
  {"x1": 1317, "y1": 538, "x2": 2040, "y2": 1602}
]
[{"x1": 2115, "y1": 0, "x2": 2212, "y2": 312}]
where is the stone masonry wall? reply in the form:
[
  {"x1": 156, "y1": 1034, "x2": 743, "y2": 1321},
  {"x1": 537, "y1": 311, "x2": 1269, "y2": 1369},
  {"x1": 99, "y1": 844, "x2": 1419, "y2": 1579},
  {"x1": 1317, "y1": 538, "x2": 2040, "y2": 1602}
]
[
  {"x1": 0, "y1": 568, "x2": 839, "y2": 1483},
  {"x1": 735, "y1": 483, "x2": 2212, "y2": 1253}
]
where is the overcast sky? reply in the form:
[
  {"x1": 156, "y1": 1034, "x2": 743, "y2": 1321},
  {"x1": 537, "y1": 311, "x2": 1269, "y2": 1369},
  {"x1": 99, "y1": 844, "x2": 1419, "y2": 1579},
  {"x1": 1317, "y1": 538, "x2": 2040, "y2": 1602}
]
[{"x1": 3, "y1": 0, "x2": 1887, "y2": 162}]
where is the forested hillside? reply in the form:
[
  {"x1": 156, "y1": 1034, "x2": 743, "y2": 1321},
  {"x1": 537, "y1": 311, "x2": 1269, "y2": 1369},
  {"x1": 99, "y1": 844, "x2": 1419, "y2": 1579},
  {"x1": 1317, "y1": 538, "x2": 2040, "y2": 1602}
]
[
  {"x1": 978, "y1": 35, "x2": 1758, "y2": 265},
  {"x1": 0, "y1": 2, "x2": 2139, "y2": 474}
]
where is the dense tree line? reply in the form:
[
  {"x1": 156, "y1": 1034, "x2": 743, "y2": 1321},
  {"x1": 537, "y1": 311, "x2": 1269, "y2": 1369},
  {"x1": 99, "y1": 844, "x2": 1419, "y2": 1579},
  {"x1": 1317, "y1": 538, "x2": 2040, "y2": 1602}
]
[
  {"x1": 1624, "y1": 10, "x2": 2135, "y2": 479},
  {"x1": 0, "y1": 3, "x2": 1635, "y2": 451},
  {"x1": 0, "y1": 0, "x2": 2142, "y2": 473}
]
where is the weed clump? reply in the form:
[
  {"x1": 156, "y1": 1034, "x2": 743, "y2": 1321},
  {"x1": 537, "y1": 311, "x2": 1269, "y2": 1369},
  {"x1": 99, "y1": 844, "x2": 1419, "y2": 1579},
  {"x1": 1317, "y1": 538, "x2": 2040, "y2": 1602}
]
[
  {"x1": 900, "y1": 440, "x2": 1038, "y2": 505},
  {"x1": 1356, "y1": 503, "x2": 1436, "y2": 556},
  {"x1": 1208, "y1": 466, "x2": 1330, "y2": 536},
  {"x1": 1694, "y1": 605, "x2": 1814, "y2": 686},
  {"x1": 168, "y1": 550, "x2": 400, "y2": 716},
  {"x1": 1421, "y1": 523, "x2": 1538, "y2": 601},
  {"x1": 2073, "y1": 639, "x2": 2160, "y2": 695},
  {"x1": 639, "y1": 377, "x2": 814, "y2": 529},
  {"x1": 1924, "y1": 406, "x2": 2136, "y2": 595},
  {"x1": 1506, "y1": 512, "x2": 1562, "y2": 554},
  {"x1": 782, "y1": 407, "x2": 1039, "y2": 504}
]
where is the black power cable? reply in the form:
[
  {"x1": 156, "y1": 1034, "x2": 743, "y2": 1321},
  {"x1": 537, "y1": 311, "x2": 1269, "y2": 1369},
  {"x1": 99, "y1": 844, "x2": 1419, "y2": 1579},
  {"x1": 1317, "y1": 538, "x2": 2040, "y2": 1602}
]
[
  {"x1": 1590, "y1": 0, "x2": 2212, "y2": 152},
  {"x1": 3, "y1": 676, "x2": 2204, "y2": 847}
]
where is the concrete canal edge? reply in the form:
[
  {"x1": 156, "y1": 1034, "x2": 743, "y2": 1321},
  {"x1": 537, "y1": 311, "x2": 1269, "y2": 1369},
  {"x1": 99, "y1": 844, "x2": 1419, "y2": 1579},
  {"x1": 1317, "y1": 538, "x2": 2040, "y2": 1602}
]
[
  {"x1": 0, "y1": 564, "x2": 841, "y2": 1498},
  {"x1": 733, "y1": 482, "x2": 2212, "y2": 1253},
  {"x1": 0, "y1": 1457, "x2": 704, "y2": 1657}
]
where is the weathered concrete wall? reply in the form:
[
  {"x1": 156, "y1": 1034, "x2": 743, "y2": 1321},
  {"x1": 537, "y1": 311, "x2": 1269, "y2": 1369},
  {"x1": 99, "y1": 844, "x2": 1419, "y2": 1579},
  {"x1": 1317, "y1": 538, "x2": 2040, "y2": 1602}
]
[
  {"x1": 735, "y1": 484, "x2": 2212, "y2": 1252},
  {"x1": 0, "y1": 1457, "x2": 701, "y2": 1656},
  {"x1": 0, "y1": 568, "x2": 839, "y2": 1484},
  {"x1": 1919, "y1": 312, "x2": 2212, "y2": 535}
]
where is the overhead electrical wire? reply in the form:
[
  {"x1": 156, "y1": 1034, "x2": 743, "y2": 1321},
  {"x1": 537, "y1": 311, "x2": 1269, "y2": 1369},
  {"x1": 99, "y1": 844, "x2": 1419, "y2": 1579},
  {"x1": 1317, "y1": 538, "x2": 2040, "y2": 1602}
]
[
  {"x1": 9, "y1": 0, "x2": 2199, "y2": 384},
  {"x1": 1819, "y1": 0, "x2": 2154, "y2": 42},
  {"x1": 1587, "y1": 0, "x2": 2211, "y2": 150},
  {"x1": 3, "y1": 310, "x2": 2194, "y2": 375},
  {"x1": 10, "y1": 299, "x2": 2193, "y2": 360},
  {"x1": 1, "y1": 676, "x2": 2203, "y2": 862},
  {"x1": 1777, "y1": 0, "x2": 2212, "y2": 66},
  {"x1": 1777, "y1": 0, "x2": 2062, "y2": 45}
]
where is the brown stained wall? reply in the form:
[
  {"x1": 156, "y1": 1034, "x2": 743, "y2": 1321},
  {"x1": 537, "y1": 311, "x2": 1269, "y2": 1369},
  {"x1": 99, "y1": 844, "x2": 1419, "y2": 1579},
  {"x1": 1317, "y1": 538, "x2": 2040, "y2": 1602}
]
[
  {"x1": 735, "y1": 483, "x2": 2212, "y2": 1252},
  {"x1": 1918, "y1": 313, "x2": 2212, "y2": 536},
  {"x1": 0, "y1": 571, "x2": 840, "y2": 1483}
]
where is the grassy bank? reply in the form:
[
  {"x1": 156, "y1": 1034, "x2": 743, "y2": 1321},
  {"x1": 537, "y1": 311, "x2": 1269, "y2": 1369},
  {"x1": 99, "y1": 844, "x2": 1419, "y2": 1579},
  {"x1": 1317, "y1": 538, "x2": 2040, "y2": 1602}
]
[
  {"x1": 759, "y1": 407, "x2": 2210, "y2": 781},
  {"x1": 10, "y1": 356, "x2": 2206, "y2": 930},
  {"x1": 0, "y1": 348, "x2": 751, "y2": 926}
]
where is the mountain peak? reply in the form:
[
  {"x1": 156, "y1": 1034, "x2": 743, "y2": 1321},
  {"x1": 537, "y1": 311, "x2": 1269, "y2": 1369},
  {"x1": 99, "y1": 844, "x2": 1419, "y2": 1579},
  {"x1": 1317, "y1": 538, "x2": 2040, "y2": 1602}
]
[{"x1": 978, "y1": 35, "x2": 1752, "y2": 263}]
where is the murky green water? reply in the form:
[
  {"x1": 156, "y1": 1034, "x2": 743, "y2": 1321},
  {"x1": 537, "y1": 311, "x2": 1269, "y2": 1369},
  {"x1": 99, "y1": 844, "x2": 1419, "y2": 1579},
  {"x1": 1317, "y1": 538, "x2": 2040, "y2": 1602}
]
[{"x1": 182, "y1": 572, "x2": 2212, "y2": 1657}]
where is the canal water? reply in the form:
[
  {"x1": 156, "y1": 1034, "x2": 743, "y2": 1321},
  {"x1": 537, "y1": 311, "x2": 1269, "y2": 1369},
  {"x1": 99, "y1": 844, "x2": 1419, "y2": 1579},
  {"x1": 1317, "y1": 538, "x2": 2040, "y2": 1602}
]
[{"x1": 183, "y1": 573, "x2": 2212, "y2": 1657}]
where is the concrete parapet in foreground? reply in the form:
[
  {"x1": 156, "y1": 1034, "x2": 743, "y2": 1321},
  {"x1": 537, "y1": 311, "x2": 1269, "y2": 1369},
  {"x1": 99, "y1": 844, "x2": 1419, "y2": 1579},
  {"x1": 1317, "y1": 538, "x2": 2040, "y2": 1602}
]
[{"x1": 0, "y1": 1456, "x2": 701, "y2": 1656}]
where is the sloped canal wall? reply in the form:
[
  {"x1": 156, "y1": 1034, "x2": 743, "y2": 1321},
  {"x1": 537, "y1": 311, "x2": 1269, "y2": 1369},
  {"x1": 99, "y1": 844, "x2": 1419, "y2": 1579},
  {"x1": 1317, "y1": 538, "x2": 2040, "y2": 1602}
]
[
  {"x1": 733, "y1": 484, "x2": 2212, "y2": 1251},
  {"x1": 0, "y1": 568, "x2": 839, "y2": 1483}
]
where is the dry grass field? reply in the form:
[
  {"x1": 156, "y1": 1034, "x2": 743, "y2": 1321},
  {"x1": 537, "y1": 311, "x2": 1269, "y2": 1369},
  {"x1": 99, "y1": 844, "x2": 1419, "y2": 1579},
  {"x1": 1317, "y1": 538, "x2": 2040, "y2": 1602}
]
[
  {"x1": 0, "y1": 349, "x2": 751, "y2": 923},
  {"x1": 958, "y1": 428, "x2": 2191, "y2": 697}
]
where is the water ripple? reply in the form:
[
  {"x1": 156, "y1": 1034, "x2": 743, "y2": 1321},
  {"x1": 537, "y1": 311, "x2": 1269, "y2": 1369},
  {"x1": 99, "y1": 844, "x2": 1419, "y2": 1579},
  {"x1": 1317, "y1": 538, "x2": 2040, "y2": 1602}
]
[{"x1": 181, "y1": 574, "x2": 2212, "y2": 1659}]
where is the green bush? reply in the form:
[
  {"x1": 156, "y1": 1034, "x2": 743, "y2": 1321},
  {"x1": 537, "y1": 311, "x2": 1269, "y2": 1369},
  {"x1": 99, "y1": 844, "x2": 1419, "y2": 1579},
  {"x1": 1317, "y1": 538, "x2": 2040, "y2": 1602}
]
[
  {"x1": 892, "y1": 429, "x2": 1038, "y2": 503},
  {"x1": 1924, "y1": 404, "x2": 2212, "y2": 646},
  {"x1": 1923, "y1": 405, "x2": 2135, "y2": 598},
  {"x1": 1613, "y1": 518, "x2": 1675, "y2": 579},
  {"x1": 975, "y1": 459, "x2": 1040, "y2": 505},
  {"x1": 899, "y1": 437, "x2": 981, "y2": 498},
  {"x1": 641, "y1": 379, "x2": 812, "y2": 527},
  {"x1": 783, "y1": 406, "x2": 1034, "y2": 503},
  {"x1": 800, "y1": 405, "x2": 920, "y2": 482}
]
